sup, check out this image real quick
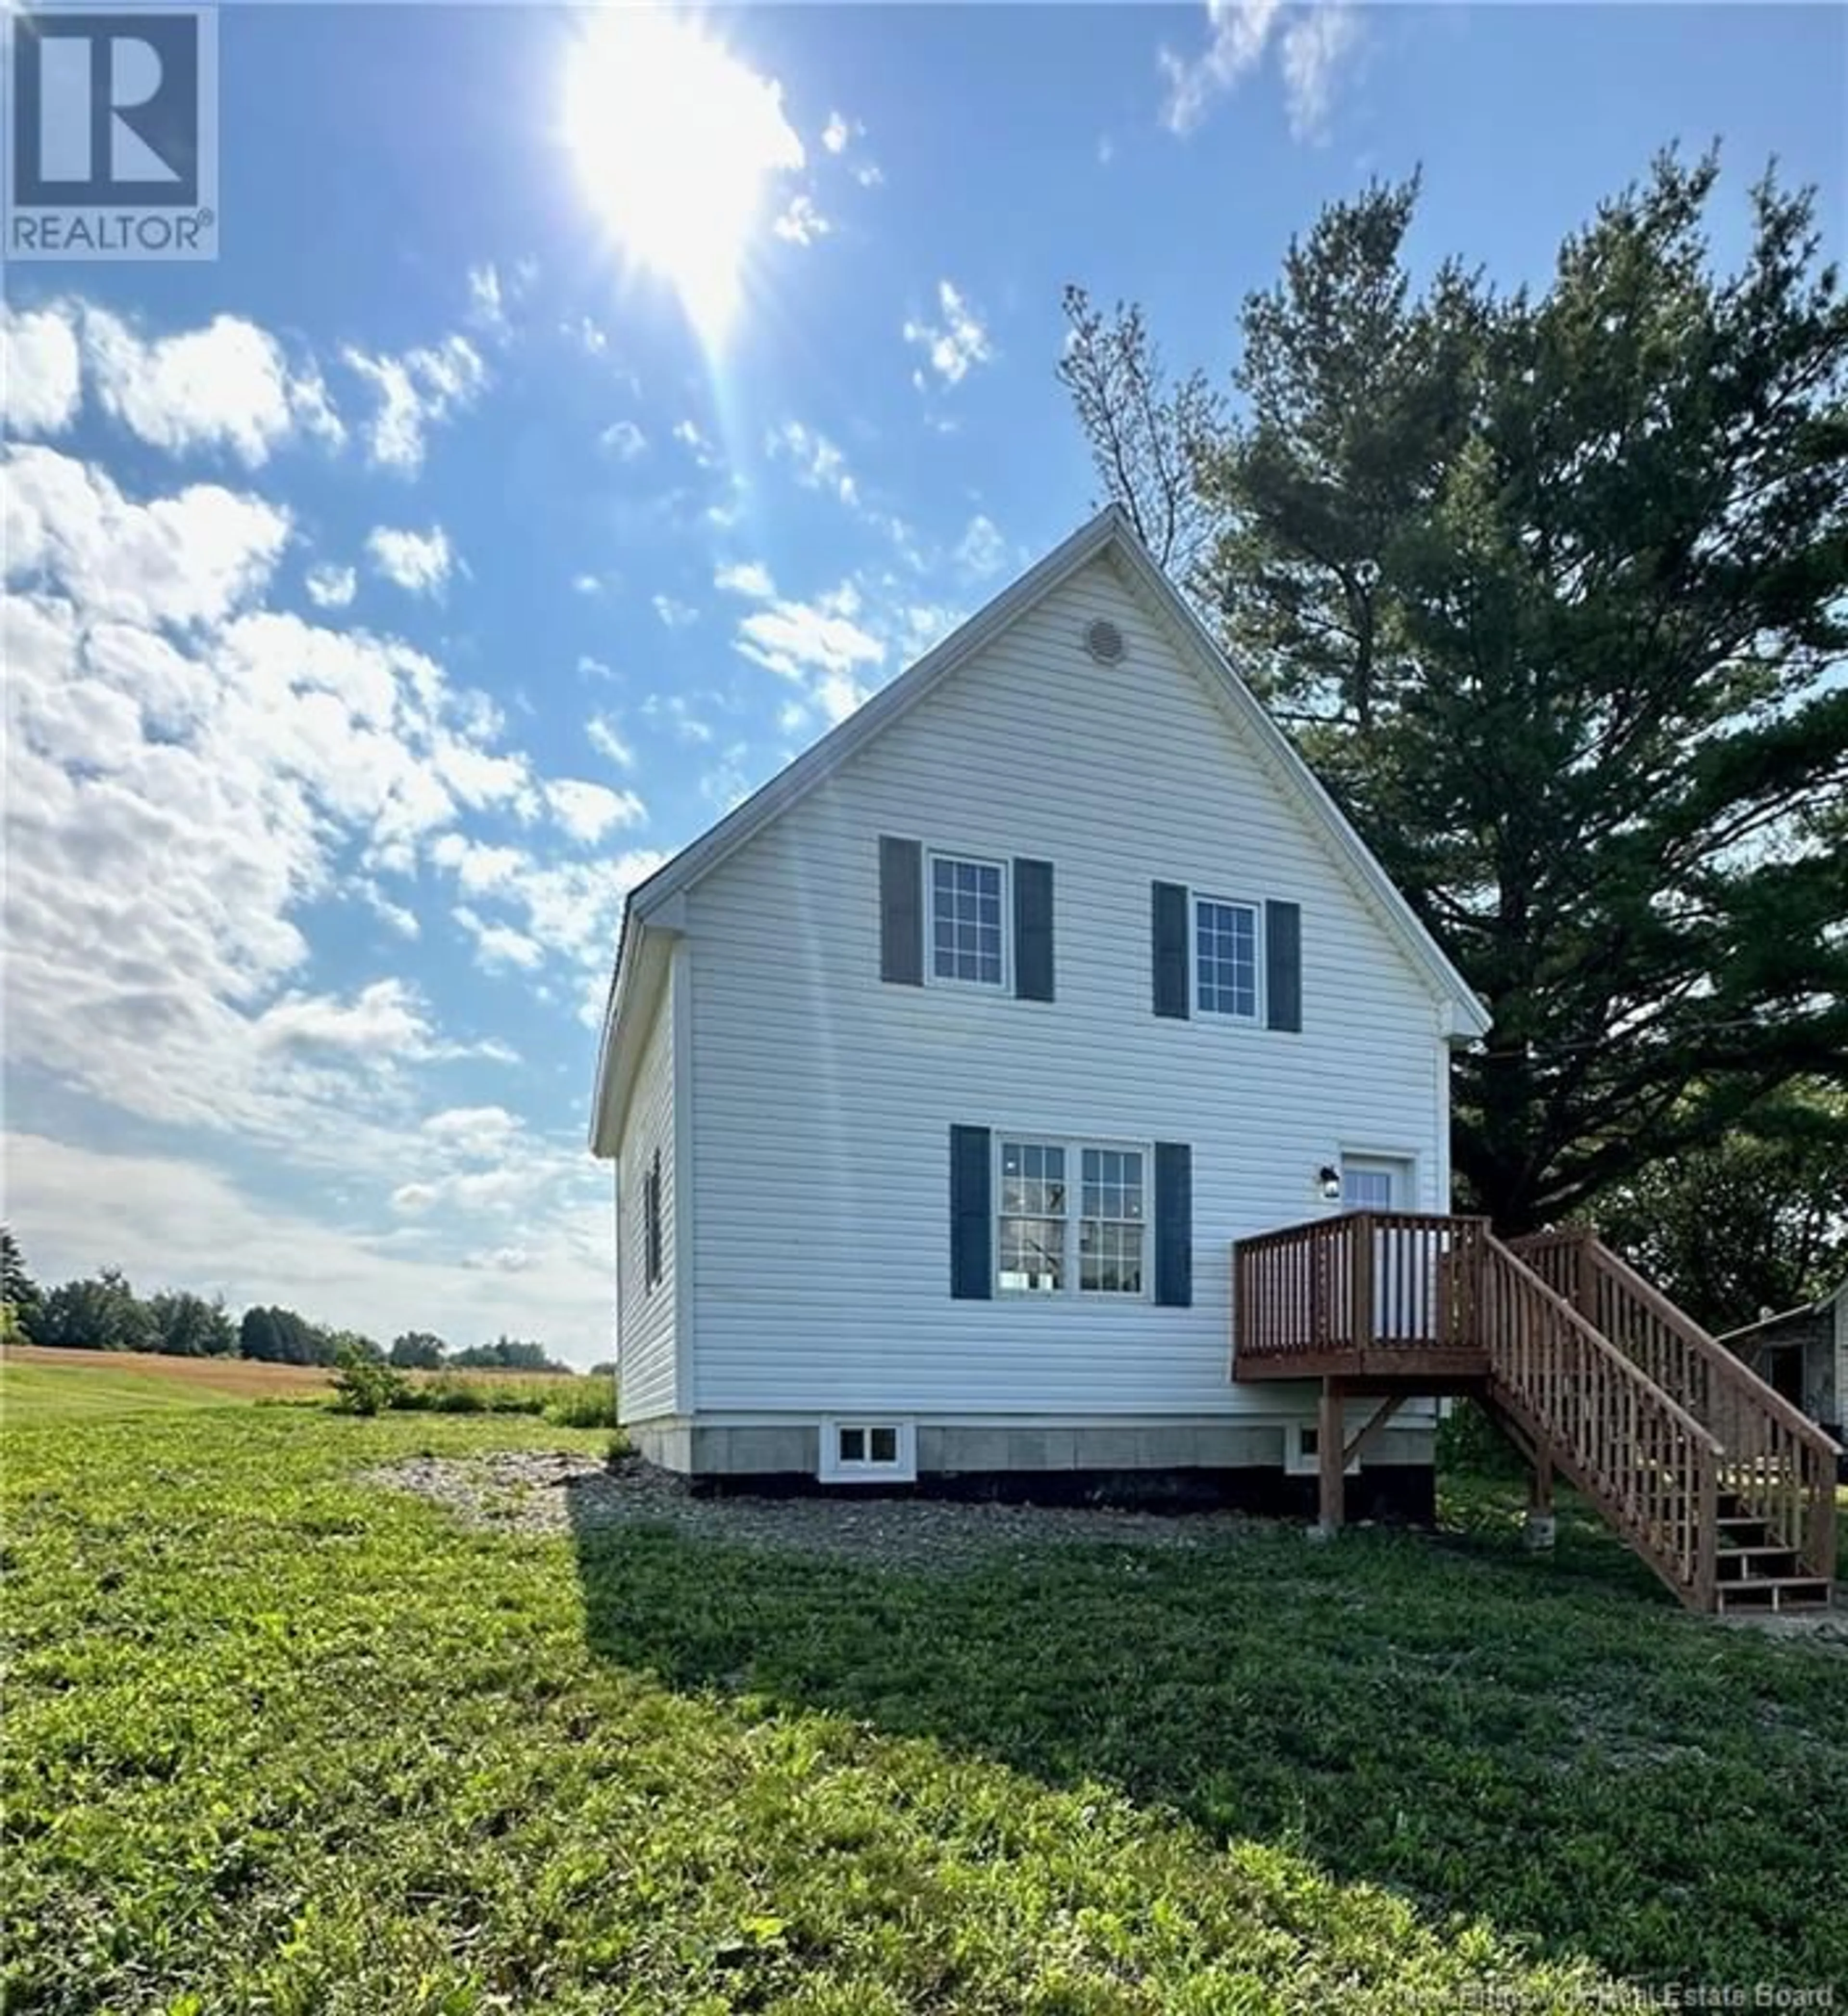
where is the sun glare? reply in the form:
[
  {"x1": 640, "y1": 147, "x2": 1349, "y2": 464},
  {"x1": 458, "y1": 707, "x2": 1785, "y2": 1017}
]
[{"x1": 562, "y1": 11, "x2": 802, "y2": 345}]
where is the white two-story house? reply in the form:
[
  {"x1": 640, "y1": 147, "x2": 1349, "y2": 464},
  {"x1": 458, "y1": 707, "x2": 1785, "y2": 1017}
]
[{"x1": 589, "y1": 506, "x2": 1490, "y2": 1514}]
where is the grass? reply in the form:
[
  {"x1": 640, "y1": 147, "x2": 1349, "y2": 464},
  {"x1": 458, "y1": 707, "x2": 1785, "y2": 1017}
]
[
  {"x1": 0, "y1": 1347, "x2": 619, "y2": 1426},
  {"x1": 4, "y1": 1373, "x2": 1844, "y2": 2014}
]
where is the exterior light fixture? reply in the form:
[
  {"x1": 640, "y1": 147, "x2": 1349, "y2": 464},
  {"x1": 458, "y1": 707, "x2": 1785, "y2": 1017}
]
[{"x1": 1318, "y1": 1166, "x2": 1342, "y2": 1201}]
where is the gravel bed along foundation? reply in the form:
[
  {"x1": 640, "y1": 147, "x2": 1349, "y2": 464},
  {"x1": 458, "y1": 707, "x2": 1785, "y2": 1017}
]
[{"x1": 365, "y1": 1448, "x2": 1275, "y2": 1569}]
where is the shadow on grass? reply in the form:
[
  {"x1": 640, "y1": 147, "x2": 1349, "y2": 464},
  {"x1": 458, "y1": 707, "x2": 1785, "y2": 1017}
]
[{"x1": 565, "y1": 1469, "x2": 1848, "y2": 1990}]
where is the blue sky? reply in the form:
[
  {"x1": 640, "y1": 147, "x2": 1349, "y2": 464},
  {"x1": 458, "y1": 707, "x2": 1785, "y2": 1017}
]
[{"x1": 3, "y1": 2, "x2": 1842, "y2": 1363}]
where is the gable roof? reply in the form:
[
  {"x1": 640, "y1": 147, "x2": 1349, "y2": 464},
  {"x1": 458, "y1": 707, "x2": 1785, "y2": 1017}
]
[{"x1": 590, "y1": 505, "x2": 1491, "y2": 1153}]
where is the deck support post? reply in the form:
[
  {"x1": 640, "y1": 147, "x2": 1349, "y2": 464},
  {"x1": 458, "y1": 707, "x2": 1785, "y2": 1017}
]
[
  {"x1": 1524, "y1": 1445, "x2": 1556, "y2": 1552},
  {"x1": 1315, "y1": 1378, "x2": 1347, "y2": 1536}
]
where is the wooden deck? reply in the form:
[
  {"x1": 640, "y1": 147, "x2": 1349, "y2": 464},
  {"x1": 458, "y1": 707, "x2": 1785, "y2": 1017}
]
[
  {"x1": 1231, "y1": 1211, "x2": 1492, "y2": 1383},
  {"x1": 1230, "y1": 1211, "x2": 1841, "y2": 1614}
]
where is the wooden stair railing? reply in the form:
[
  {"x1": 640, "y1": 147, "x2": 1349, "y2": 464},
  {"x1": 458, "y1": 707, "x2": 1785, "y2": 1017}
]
[
  {"x1": 1513, "y1": 1228, "x2": 1839, "y2": 1587},
  {"x1": 1477, "y1": 1236, "x2": 1725, "y2": 1610}
]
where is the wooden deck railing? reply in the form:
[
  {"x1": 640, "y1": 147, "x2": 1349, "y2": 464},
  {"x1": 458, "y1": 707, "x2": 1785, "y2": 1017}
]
[
  {"x1": 1514, "y1": 1228, "x2": 1839, "y2": 1582},
  {"x1": 1233, "y1": 1210, "x2": 1490, "y2": 1365},
  {"x1": 1232, "y1": 1213, "x2": 1733, "y2": 1605},
  {"x1": 1481, "y1": 1240, "x2": 1723, "y2": 1608}
]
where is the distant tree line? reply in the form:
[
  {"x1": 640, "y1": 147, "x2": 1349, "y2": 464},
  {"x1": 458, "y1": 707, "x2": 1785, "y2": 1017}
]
[{"x1": 0, "y1": 1229, "x2": 575, "y2": 1374}]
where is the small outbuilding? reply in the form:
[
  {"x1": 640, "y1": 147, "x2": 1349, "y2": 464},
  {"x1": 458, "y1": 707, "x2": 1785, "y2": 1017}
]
[{"x1": 1719, "y1": 1277, "x2": 1847, "y2": 1453}]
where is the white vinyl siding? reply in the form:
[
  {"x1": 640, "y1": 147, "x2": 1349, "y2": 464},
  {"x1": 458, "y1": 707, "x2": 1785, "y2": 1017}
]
[
  {"x1": 615, "y1": 961, "x2": 678, "y2": 1424},
  {"x1": 1835, "y1": 1288, "x2": 1848, "y2": 1432},
  {"x1": 683, "y1": 551, "x2": 1450, "y2": 1418}
]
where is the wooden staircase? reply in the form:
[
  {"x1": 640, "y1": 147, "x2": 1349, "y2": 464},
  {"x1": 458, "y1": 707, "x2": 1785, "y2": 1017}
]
[{"x1": 1232, "y1": 1213, "x2": 1840, "y2": 1614}]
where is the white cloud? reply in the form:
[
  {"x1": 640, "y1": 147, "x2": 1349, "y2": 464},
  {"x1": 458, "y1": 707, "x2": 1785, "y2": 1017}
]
[
  {"x1": 652, "y1": 593, "x2": 699, "y2": 630},
  {"x1": 765, "y1": 420, "x2": 858, "y2": 507},
  {"x1": 0, "y1": 442, "x2": 550, "y2": 1156},
  {"x1": 600, "y1": 418, "x2": 647, "y2": 461},
  {"x1": 367, "y1": 524, "x2": 454, "y2": 596},
  {"x1": 80, "y1": 306, "x2": 342, "y2": 465},
  {"x1": 6, "y1": 1130, "x2": 615, "y2": 1364},
  {"x1": 1, "y1": 301, "x2": 82, "y2": 435},
  {"x1": 642, "y1": 693, "x2": 715, "y2": 745},
  {"x1": 4, "y1": 444, "x2": 291, "y2": 629},
  {"x1": 342, "y1": 333, "x2": 487, "y2": 474},
  {"x1": 819, "y1": 110, "x2": 882, "y2": 187},
  {"x1": 305, "y1": 562, "x2": 357, "y2": 609},
  {"x1": 565, "y1": 314, "x2": 610, "y2": 356},
  {"x1": 0, "y1": 420, "x2": 662, "y2": 1363},
  {"x1": 476, "y1": 1246, "x2": 540, "y2": 1274},
  {"x1": 1278, "y1": 3, "x2": 1360, "y2": 141},
  {"x1": 672, "y1": 417, "x2": 720, "y2": 469},
  {"x1": 700, "y1": 744, "x2": 757, "y2": 813},
  {"x1": 1160, "y1": 0, "x2": 1358, "y2": 141},
  {"x1": 359, "y1": 881, "x2": 420, "y2": 937},
  {"x1": 544, "y1": 776, "x2": 648, "y2": 843},
  {"x1": 903, "y1": 281, "x2": 993, "y2": 388},
  {"x1": 956, "y1": 514, "x2": 1009, "y2": 578},
  {"x1": 422, "y1": 1104, "x2": 521, "y2": 1156},
  {"x1": 890, "y1": 602, "x2": 963, "y2": 664},
  {"x1": 431, "y1": 833, "x2": 669, "y2": 996},
  {"x1": 256, "y1": 977, "x2": 437, "y2": 1056},
  {"x1": 586, "y1": 712, "x2": 636, "y2": 769},
  {"x1": 734, "y1": 581, "x2": 886, "y2": 725},
  {"x1": 453, "y1": 903, "x2": 547, "y2": 972},
  {"x1": 715, "y1": 558, "x2": 776, "y2": 598},
  {"x1": 773, "y1": 194, "x2": 832, "y2": 246},
  {"x1": 466, "y1": 262, "x2": 520, "y2": 338}
]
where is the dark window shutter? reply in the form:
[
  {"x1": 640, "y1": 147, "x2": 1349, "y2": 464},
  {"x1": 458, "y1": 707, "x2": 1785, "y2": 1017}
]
[
  {"x1": 1152, "y1": 882, "x2": 1190, "y2": 1019},
  {"x1": 1154, "y1": 1142, "x2": 1192, "y2": 1308},
  {"x1": 1013, "y1": 858, "x2": 1054, "y2": 1002},
  {"x1": 879, "y1": 836, "x2": 923, "y2": 985},
  {"x1": 1265, "y1": 900, "x2": 1302, "y2": 1032},
  {"x1": 949, "y1": 1125, "x2": 992, "y2": 1299}
]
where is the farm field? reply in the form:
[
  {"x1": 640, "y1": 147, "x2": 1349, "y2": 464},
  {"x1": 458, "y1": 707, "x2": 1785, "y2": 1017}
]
[
  {"x1": 3, "y1": 1370, "x2": 1845, "y2": 2013},
  {"x1": 0, "y1": 1345, "x2": 603, "y2": 1416}
]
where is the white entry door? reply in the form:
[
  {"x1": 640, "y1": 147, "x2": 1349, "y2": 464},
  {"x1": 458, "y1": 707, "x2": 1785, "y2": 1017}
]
[
  {"x1": 1340, "y1": 1156, "x2": 1423, "y2": 1340},
  {"x1": 1341, "y1": 1156, "x2": 1407, "y2": 1211}
]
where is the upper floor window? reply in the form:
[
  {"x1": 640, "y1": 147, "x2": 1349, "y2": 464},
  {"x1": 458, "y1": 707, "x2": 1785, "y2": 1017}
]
[
  {"x1": 930, "y1": 854, "x2": 1006, "y2": 987},
  {"x1": 1194, "y1": 897, "x2": 1260, "y2": 1020}
]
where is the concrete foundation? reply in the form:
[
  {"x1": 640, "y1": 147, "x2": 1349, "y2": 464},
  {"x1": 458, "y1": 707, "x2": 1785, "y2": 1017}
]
[{"x1": 623, "y1": 1416, "x2": 1438, "y2": 1524}]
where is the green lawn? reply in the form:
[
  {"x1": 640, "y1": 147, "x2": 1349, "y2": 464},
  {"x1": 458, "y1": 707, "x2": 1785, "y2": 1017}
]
[{"x1": 4, "y1": 1377, "x2": 1844, "y2": 2014}]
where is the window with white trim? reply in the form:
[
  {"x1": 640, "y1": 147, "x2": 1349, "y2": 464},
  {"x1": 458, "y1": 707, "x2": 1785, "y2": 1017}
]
[
  {"x1": 1194, "y1": 897, "x2": 1260, "y2": 1020},
  {"x1": 999, "y1": 1138, "x2": 1146, "y2": 1297},
  {"x1": 930, "y1": 853, "x2": 1006, "y2": 987},
  {"x1": 1080, "y1": 1146, "x2": 1146, "y2": 1294},
  {"x1": 1285, "y1": 1422, "x2": 1360, "y2": 1477},
  {"x1": 820, "y1": 1419, "x2": 916, "y2": 1482},
  {"x1": 999, "y1": 1141, "x2": 1066, "y2": 1291}
]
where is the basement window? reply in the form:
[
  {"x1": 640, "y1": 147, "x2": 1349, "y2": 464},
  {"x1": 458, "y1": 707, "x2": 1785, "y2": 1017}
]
[
  {"x1": 1285, "y1": 1423, "x2": 1360, "y2": 1477},
  {"x1": 819, "y1": 1419, "x2": 916, "y2": 1483}
]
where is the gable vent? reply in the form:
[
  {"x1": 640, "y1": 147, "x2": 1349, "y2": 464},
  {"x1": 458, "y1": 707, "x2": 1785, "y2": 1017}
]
[{"x1": 1084, "y1": 617, "x2": 1126, "y2": 666}]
